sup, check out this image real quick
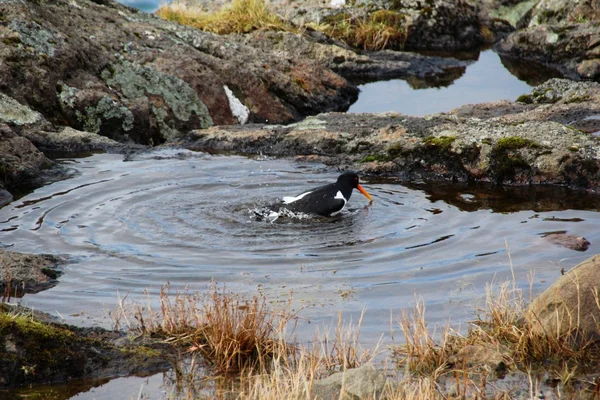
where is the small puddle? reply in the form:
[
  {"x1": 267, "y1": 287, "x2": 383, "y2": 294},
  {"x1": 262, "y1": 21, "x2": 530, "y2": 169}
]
[{"x1": 348, "y1": 50, "x2": 533, "y2": 115}]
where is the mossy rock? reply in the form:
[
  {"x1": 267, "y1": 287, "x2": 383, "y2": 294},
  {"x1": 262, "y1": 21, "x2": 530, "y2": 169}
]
[
  {"x1": 360, "y1": 153, "x2": 393, "y2": 163},
  {"x1": 495, "y1": 137, "x2": 540, "y2": 152},
  {"x1": 0, "y1": 305, "x2": 169, "y2": 388},
  {"x1": 422, "y1": 135, "x2": 456, "y2": 150}
]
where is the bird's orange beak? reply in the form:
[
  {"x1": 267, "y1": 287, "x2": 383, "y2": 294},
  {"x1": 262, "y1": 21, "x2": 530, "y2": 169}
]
[{"x1": 356, "y1": 184, "x2": 373, "y2": 202}]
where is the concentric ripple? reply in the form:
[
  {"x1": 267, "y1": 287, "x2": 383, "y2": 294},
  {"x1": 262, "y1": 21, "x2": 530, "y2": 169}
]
[{"x1": 1, "y1": 149, "x2": 600, "y2": 343}]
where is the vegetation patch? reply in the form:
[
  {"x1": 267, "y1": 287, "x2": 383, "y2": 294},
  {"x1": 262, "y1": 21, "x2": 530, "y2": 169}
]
[
  {"x1": 0, "y1": 305, "x2": 100, "y2": 387},
  {"x1": 495, "y1": 136, "x2": 541, "y2": 152},
  {"x1": 516, "y1": 94, "x2": 533, "y2": 104},
  {"x1": 422, "y1": 135, "x2": 456, "y2": 150},
  {"x1": 318, "y1": 10, "x2": 408, "y2": 50},
  {"x1": 393, "y1": 282, "x2": 600, "y2": 384},
  {"x1": 156, "y1": 0, "x2": 294, "y2": 34},
  {"x1": 360, "y1": 153, "x2": 393, "y2": 163},
  {"x1": 112, "y1": 279, "x2": 600, "y2": 398}
]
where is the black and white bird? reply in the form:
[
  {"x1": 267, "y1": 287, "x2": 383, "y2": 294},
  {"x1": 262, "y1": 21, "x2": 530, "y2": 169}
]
[{"x1": 272, "y1": 171, "x2": 373, "y2": 217}]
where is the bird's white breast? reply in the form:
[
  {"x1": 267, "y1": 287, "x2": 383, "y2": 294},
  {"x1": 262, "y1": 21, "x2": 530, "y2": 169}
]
[{"x1": 329, "y1": 190, "x2": 347, "y2": 216}]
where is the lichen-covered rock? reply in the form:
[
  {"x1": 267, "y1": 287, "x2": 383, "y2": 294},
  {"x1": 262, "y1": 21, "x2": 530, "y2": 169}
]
[
  {"x1": 485, "y1": 0, "x2": 539, "y2": 29},
  {"x1": 496, "y1": 22, "x2": 600, "y2": 80},
  {"x1": 0, "y1": 0, "x2": 357, "y2": 144},
  {"x1": 527, "y1": 0, "x2": 600, "y2": 27},
  {"x1": 0, "y1": 93, "x2": 45, "y2": 128}
]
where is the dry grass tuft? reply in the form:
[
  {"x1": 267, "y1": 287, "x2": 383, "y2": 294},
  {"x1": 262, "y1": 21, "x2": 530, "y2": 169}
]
[
  {"x1": 393, "y1": 280, "x2": 600, "y2": 388},
  {"x1": 318, "y1": 10, "x2": 408, "y2": 51},
  {"x1": 122, "y1": 282, "x2": 300, "y2": 375},
  {"x1": 471, "y1": 282, "x2": 598, "y2": 369},
  {"x1": 156, "y1": 0, "x2": 294, "y2": 34}
]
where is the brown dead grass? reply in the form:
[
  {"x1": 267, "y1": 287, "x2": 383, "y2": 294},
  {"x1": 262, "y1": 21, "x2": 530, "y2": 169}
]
[
  {"x1": 115, "y1": 275, "x2": 600, "y2": 399},
  {"x1": 393, "y1": 280, "x2": 600, "y2": 387},
  {"x1": 156, "y1": 0, "x2": 294, "y2": 34}
]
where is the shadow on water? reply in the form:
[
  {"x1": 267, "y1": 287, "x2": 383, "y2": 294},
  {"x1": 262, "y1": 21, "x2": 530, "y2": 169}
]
[
  {"x1": 498, "y1": 55, "x2": 567, "y2": 86},
  {"x1": 402, "y1": 181, "x2": 600, "y2": 213}
]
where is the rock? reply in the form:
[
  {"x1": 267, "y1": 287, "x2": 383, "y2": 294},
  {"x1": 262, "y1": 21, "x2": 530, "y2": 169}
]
[
  {"x1": 0, "y1": 0, "x2": 357, "y2": 145},
  {"x1": 183, "y1": 80, "x2": 600, "y2": 190},
  {"x1": 485, "y1": 0, "x2": 539, "y2": 29},
  {"x1": 22, "y1": 126, "x2": 134, "y2": 154},
  {"x1": 0, "y1": 93, "x2": 46, "y2": 128},
  {"x1": 296, "y1": 0, "x2": 506, "y2": 51},
  {"x1": 0, "y1": 304, "x2": 169, "y2": 389},
  {"x1": 527, "y1": 0, "x2": 600, "y2": 27},
  {"x1": 543, "y1": 233, "x2": 590, "y2": 251},
  {"x1": 447, "y1": 343, "x2": 513, "y2": 375},
  {"x1": 311, "y1": 364, "x2": 389, "y2": 400},
  {"x1": 234, "y1": 31, "x2": 470, "y2": 84},
  {"x1": 524, "y1": 255, "x2": 600, "y2": 342},
  {"x1": 496, "y1": 22, "x2": 600, "y2": 80},
  {"x1": 0, "y1": 124, "x2": 55, "y2": 193},
  {"x1": 0, "y1": 250, "x2": 64, "y2": 295}
]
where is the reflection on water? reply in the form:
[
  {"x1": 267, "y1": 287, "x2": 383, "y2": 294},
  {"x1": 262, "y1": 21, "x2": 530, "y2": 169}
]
[
  {"x1": 498, "y1": 55, "x2": 566, "y2": 86},
  {"x1": 1, "y1": 150, "x2": 600, "y2": 398},
  {"x1": 348, "y1": 50, "x2": 534, "y2": 115}
]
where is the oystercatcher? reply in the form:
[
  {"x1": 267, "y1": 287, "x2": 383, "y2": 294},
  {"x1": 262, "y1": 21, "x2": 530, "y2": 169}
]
[{"x1": 274, "y1": 171, "x2": 373, "y2": 217}]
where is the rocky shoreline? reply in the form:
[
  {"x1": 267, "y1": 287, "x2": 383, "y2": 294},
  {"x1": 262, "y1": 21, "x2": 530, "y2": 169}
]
[{"x1": 2, "y1": 0, "x2": 600, "y2": 395}]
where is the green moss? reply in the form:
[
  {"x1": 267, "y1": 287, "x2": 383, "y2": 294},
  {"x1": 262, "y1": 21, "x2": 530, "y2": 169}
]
[
  {"x1": 360, "y1": 153, "x2": 392, "y2": 163},
  {"x1": 565, "y1": 95, "x2": 590, "y2": 104},
  {"x1": 422, "y1": 135, "x2": 456, "y2": 149},
  {"x1": 0, "y1": 309, "x2": 101, "y2": 386},
  {"x1": 516, "y1": 94, "x2": 533, "y2": 104},
  {"x1": 495, "y1": 137, "x2": 541, "y2": 151}
]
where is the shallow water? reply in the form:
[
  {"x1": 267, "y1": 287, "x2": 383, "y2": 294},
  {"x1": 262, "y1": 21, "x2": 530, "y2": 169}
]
[
  {"x1": 2, "y1": 150, "x2": 600, "y2": 342},
  {"x1": 3, "y1": 150, "x2": 600, "y2": 398}
]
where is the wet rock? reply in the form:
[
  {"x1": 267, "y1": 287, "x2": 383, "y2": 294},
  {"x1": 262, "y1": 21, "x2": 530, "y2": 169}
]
[
  {"x1": 0, "y1": 0, "x2": 357, "y2": 145},
  {"x1": 0, "y1": 124, "x2": 55, "y2": 193},
  {"x1": 525, "y1": 255, "x2": 600, "y2": 343},
  {"x1": 183, "y1": 80, "x2": 600, "y2": 190},
  {"x1": 0, "y1": 304, "x2": 170, "y2": 389},
  {"x1": 543, "y1": 233, "x2": 590, "y2": 251},
  {"x1": 310, "y1": 363, "x2": 389, "y2": 400},
  {"x1": 0, "y1": 250, "x2": 64, "y2": 295}
]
